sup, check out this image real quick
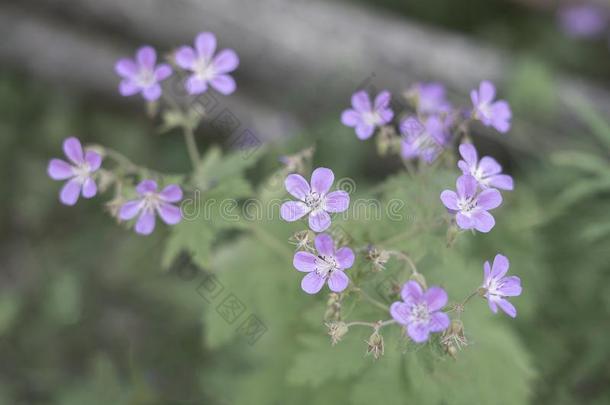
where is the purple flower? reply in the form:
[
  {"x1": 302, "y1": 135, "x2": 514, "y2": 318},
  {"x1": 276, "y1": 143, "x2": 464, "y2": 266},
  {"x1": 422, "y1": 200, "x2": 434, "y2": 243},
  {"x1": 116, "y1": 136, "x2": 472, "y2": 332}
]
[
  {"x1": 400, "y1": 115, "x2": 451, "y2": 163},
  {"x1": 470, "y1": 81, "x2": 512, "y2": 134},
  {"x1": 390, "y1": 281, "x2": 450, "y2": 343},
  {"x1": 458, "y1": 143, "x2": 513, "y2": 191},
  {"x1": 293, "y1": 233, "x2": 354, "y2": 294},
  {"x1": 341, "y1": 90, "x2": 394, "y2": 140},
  {"x1": 440, "y1": 174, "x2": 502, "y2": 233},
  {"x1": 175, "y1": 32, "x2": 239, "y2": 95},
  {"x1": 119, "y1": 180, "x2": 183, "y2": 235},
  {"x1": 482, "y1": 254, "x2": 522, "y2": 318},
  {"x1": 411, "y1": 82, "x2": 451, "y2": 115},
  {"x1": 115, "y1": 46, "x2": 173, "y2": 101},
  {"x1": 558, "y1": 4, "x2": 608, "y2": 39},
  {"x1": 280, "y1": 168, "x2": 350, "y2": 232},
  {"x1": 47, "y1": 137, "x2": 102, "y2": 206}
]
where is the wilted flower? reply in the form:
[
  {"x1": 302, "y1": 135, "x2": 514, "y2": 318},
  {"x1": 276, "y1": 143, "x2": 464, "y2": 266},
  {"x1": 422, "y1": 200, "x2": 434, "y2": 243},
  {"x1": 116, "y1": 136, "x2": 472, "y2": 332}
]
[
  {"x1": 481, "y1": 254, "x2": 522, "y2": 318},
  {"x1": 326, "y1": 321, "x2": 349, "y2": 345},
  {"x1": 366, "y1": 330, "x2": 385, "y2": 360},
  {"x1": 400, "y1": 116, "x2": 451, "y2": 163},
  {"x1": 175, "y1": 32, "x2": 239, "y2": 95},
  {"x1": 115, "y1": 46, "x2": 173, "y2": 101},
  {"x1": 119, "y1": 180, "x2": 183, "y2": 235},
  {"x1": 280, "y1": 167, "x2": 350, "y2": 232},
  {"x1": 408, "y1": 82, "x2": 451, "y2": 115},
  {"x1": 390, "y1": 281, "x2": 450, "y2": 343},
  {"x1": 366, "y1": 247, "x2": 390, "y2": 272},
  {"x1": 288, "y1": 230, "x2": 315, "y2": 251},
  {"x1": 341, "y1": 90, "x2": 393, "y2": 140},
  {"x1": 440, "y1": 174, "x2": 503, "y2": 233},
  {"x1": 292, "y1": 233, "x2": 354, "y2": 294},
  {"x1": 458, "y1": 143, "x2": 513, "y2": 191},
  {"x1": 470, "y1": 81, "x2": 512, "y2": 133},
  {"x1": 441, "y1": 319, "x2": 468, "y2": 358},
  {"x1": 47, "y1": 137, "x2": 102, "y2": 206}
]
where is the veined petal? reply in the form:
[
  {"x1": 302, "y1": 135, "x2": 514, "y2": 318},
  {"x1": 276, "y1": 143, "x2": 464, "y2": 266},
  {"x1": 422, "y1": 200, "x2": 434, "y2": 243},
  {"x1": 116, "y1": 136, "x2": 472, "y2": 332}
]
[
  {"x1": 499, "y1": 276, "x2": 522, "y2": 297},
  {"x1": 195, "y1": 32, "x2": 217, "y2": 61},
  {"x1": 459, "y1": 143, "x2": 478, "y2": 167},
  {"x1": 456, "y1": 212, "x2": 474, "y2": 230},
  {"x1": 48, "y1": 159, "x2": 74, "y2": 180},
  {"x1": 440, "y1": 190, "x2": 459, "y2": 211},
  {"x1": 355, "y1": 123, "x2": 375, "y2": 140},
  {"x1": 284, "y1": 173, "x2": 310, "y2": 200},
  {"x1": 212, "y1": 49, "x2": 239, "y2": 73},
  {"x1": 488, "y1": 174, "x2": 514, "y2": 191},
  {"x1": 159, "y1": 184, "x2": 183, "y2": 202},
  {"x1": 135, "y1": 210, "x2": 156, "y2": 235},
  {"x1": 472, "y1": 210, "x2": 495, "y2": 233},
  {"x1": 119, "y1": 200, "x2": 143, "y2": 220},
  {"x1": 60, "y1": 178, "x2": 81, "y2": 206},
  {"x1": 424, "y1": 287, "x2": 448, "y2": 311},
  {"x1": 314, "y1": 233, "x2": 335, "y2": 257},
  {"x1": 479, "y1": 81, "x2": 496, "y2": 104},
  {"x1": 175, "y1": 46, "x2": 196, "y2": 69},
  {"x1": 210, "y1": 74, "x2": 236, "y2": 95},
  {"x1": 328, "y1": 270, "x2": 349, "y2": 292},
  {"x1": 477, "y1": 188, "x2": 502, "y2": 210},
  {"x1": 479, "y1": 156, "x2": 502, "y2": 176},
  {"x1": 136, "y1": 46, "x2": 157, "y2": 69},
  {"x1": 456, "y1": 174, "x2": 478, "y2": 199},
  {"x1": 85, "y1": 151, "x2": 102, "y2": 172},
  {"x1": 496, "y1": 297, "x2": 517, "y2": 318},
  {"x1": 157, "y1": 203, "x2": 182, "y2": 225},
  {"x1": 301, "y1": 272, "x2": 326, "y2": 294},
  {"x1": 63, "y1": 137, "x2": 84, "y2": 165},
  {"x1": 390, "y1": 302, "x2": 410, "y2": 325},
  {"x1": 310, "y1": 167, "x2": 334, "y2": 195},
  {"x1": 351, "y1": 90, "x2": 371, "y2": 113},
  {"x1": 491, "y1": 254, "x2": 510, "y2": 279},
  {"x1": 401, "y1": 280, "x2": 423, "y2": 303},
  {"x1": 280, "y1": 201, "x2": 310, "y2": 221},
  {"x1": 81, "y1": 177, "x2": 97, "y2": 199},
  {"x1": 335, "y1": 247, "x2": 355, "y2": 269},
  {"x1": 407, "y1": 323, "x2": 430, "y2": 343},
  {"x1": 341, "y1": 109, "x2": 361, "y2": 127},
  {"x1": 293, "y1": 251, "x2": 317, "y2": 272},
  {"x1": 308, "y1": 209, "x2": 331, "y2": 232},
  {"x1": 428, "y1": 311, "x2": 450, "y2": 332},
  {"x1": 324, "y1": 191, "x2": 349, "y2": 213},
  {"x1": 374, "y1": 90, "x2": 391, "y2": 110},
  {"x1": 155, "y1": 64, "x2": 173, "y2": 81},
  {"x1": 136, "y1": 180, "x2": 158, "y2": 195}
]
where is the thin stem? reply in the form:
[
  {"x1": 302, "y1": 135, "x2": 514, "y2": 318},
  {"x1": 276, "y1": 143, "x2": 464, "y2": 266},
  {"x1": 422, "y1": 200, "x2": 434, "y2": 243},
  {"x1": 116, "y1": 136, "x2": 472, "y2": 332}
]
[
  {"x1": 182, "y1": 125, "x2": 200, "y2": 169},
  {"x1": 345, "y1": 319, "x2": 396, "y2": 330},
  {"x1": 387, "y1": 250, "x2": 419, "y2": 275},
  {"x1": 355, "y1": 288, "x2": 390, "y2": 311}
]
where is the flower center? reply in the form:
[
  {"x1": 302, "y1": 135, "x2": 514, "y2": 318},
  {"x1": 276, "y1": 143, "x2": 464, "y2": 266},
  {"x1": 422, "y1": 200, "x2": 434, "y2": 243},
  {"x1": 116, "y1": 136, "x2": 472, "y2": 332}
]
[
  {"x1": 315, "y1": 255, "x2": 338, "y2": 277},
  {"x1": 410, "y1": 303, "x2": 430, "y2": 324},
  {"x1": 136, "y1": 69, "x2": 156, "y2": 88},
  {"x1": 194, "y1": 59, "x2": 216, "y2": 81},
  {"x1": 141, "y1": 192, "x2": 162, "y2": 213},
  {"x1": 72, "y1": 162, "x2": 92, "y2": 183},
  {"x1": 457, "y1": 196, "x2": 477, "y2": 213},
  {"x1": 363, "y1": 111, "x2": 380, "y2": 126},
  {"x1": 304, "y1": 191, "x2": 323, "y2": 210},
  {"x1": 477, "y1": 102, "x2": 493, "y2": 120}
]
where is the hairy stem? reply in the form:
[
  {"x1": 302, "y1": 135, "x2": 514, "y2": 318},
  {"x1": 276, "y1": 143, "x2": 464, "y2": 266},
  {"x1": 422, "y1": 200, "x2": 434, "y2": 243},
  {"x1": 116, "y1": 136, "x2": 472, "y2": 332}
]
[{"x1": 182, "y1": 125, "x2": 201, "y2": 169}]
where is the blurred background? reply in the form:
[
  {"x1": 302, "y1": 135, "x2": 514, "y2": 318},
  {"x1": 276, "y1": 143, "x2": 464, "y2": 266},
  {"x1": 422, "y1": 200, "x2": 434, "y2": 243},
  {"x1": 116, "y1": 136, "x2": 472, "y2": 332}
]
[{"x1": 1, "y1": 0, "x2": 609, "y2": 404}]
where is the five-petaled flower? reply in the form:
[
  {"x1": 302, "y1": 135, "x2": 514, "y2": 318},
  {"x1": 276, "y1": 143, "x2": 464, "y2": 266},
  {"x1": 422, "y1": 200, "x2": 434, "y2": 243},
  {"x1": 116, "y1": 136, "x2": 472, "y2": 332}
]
[
  {"x1": 390, "y1": 281, "x2": 450, "y2": 343},
  {"x1": 458, "y1": 144, "x2": 513, "y2": 190},
  {"x1": 440, "y1": 174, "x2": 502, "y2": 233},
  {"x1": 119, "y1": 180, "x2": 183, "y2": 235},
  {"x1": 175, "y1": 32, "x2": 240, "y2": 95},
  {"x1": 410, "y1": 82, "x2": 452, "y2": 115},
  {"x1": 292, "y1": 233, "x2": 354, "y2": 294},
  {"x1": 470, "y1": 81, "x2": 512, "y2": 134},
  {"x1": 482, "y1": 254, "x2": 522, "y2": 318},
  {"x1": 280, "y1": 167, "x2": 350, "y2": 232},
  {"x1": 400, "y1": 116, "x2": 451, "y2": 163},
  {"x1": 47, "y1": 137, "x2": 102, "y2": 206},
  {"x1": 115, "y1": 46, "x2": 173, "y2": 101},
  {"x1": 341, "y1": 90, "x2": 394, "y2": 140}
]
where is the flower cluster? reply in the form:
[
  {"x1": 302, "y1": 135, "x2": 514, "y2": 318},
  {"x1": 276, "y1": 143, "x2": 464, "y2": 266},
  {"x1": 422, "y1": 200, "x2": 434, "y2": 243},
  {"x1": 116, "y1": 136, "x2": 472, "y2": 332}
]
[{"x1": 48, "y1": 31, "x2": 239, "y2": 236}]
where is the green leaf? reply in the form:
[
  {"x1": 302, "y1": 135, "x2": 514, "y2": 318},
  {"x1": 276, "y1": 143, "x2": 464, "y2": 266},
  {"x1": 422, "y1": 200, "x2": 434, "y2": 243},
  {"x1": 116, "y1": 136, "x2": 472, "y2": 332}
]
[{"x1": 567, "y1": 97, "x2": 610, "y2": 150}]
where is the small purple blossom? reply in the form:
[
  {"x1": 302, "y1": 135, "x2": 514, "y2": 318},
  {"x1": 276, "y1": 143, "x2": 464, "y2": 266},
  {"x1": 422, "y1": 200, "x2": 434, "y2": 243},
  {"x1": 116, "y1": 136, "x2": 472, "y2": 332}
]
[
  {"x1": 280, "y1": 167, "x2": 349, "y2": 232},
  {"x1": 293, "y1": 233, "x2": 354, "y2": 294},
  {"x1": 119, "y1": 180, "x2": 183, "y2": 235},
  {"x1": 400, "y1": 115, "x2": 451, "y2": 163},
  {"x1": 410, "y1": 82, "x2": 451, "y2": 115},
  {"x1": 458, "y1": 143, "x2": 513, "y2": 191},
  {"x1": 341, "y1": 90, "x2": 394, "y2": 140},
  {"x1": 558, "y1": 4, "x2": 608, "y2": 39},
  {"x1": 115, "y1": 46, "x2": 173, "y2": 101},
  {"x1": 470, "y1": 81, "x2": 512, "y2": 134},
  {"x1": 482, "y1": 254, "x2": 522, "y2": 318},
  {"x1": 440, "y1": 174, "x2": 502, "y2": 233},
  {"x1": 175, "y1": 32, "x2": 239, "y2": 95},
  {"x1": 47, "y1": 137, "x2": 102, "y2": 206},
  {"x1": 390, "y1": 281, "x2": 450, "y2": 343}
]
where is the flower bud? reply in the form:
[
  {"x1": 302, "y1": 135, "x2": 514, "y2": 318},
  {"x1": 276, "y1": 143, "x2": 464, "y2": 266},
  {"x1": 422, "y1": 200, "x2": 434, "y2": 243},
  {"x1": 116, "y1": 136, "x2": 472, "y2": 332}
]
[
  {"x1": 441, "y1": 319, "x2": 468, "y2": 358},
  {"x1": 366, "y1": 247, "x2": 390, "y2": 272},
  {"x1": 366, "y1": 331, "x2": 385, "y2": 360},
  {"x1": 326, "y1": 321, "x2": 349, "y2": 346},
  {"x1": 289, "y1": 230, "x2": 315, "y2": 251},
  {"x1": 324, "y1": 293, "x2": 342, "y2": 322}
]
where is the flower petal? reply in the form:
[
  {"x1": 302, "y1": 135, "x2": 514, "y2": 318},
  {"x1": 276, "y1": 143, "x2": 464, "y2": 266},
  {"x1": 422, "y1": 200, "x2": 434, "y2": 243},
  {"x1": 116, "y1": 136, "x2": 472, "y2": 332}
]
[
  {"x1": 47, "y1": 159, "x2": 74, "y2": 180},
  {"x1": 341, "y1": 109, "x2": 360, "y2": 127},
  {"x1": 456, "y1": 212, "x2": 474, "y2": 230},
  {"x1": 175, "y1": 46, "x2": 196, "y2": 69},
  {"x1": 428, "y1": 312, "x2": 450, "y2": 332},
  {"x1": 483, "y1": 260, "x2": 491, "y2": 283},
  {"x1": 401, "y1": 280, "x2": 423, "y2": 303},
  {"x1": 491, "y1": 101, "x2": 512, "y2": 133},
  {"x1": 472, "y1": 210, "x2": 495, "y2": 233},
  {"x1": 85, "y1": 151, "x2": 102, "y2": 172},
  {"x1": 456, "y1": 174, "x2": 477, "y2": 199},
  {"x1": 477, "y1": 188, "x2": 502, "y2": 210},
  {"x1": 119, "y1": 200, "x2": 143, "y2": 220},
  {"x1": 328, "y1": 270, "x2": 349, "y2": 292},
  {"x1": 407, "y1": 323, "x2": 430, "y2": 343},
  {"x1": 135, "y1": 210, "x2": 156, "y2": 235},
  {"x1": 159, "y1": 184, "x2": 183, "y2": 202},
  {"x1": 210, "y1": 74, "x2": 236, "y2": 95},
  {"x1": 351, "y1": 90, "x2": 371, "y2": 112},
  {"x1": 479, "y1": 156, "x2": 502, "y2": 176},
  {"x1": 424, "y1": 286, "x2": 448, "y2": 311},
  {"x1": 60, "y1": 178, "x2": 81, "y2": 206},
  {"x1": 335, "y1": 247, "x2": 355, "y2": 269},
  {"x1": 186, "y1": 76, "x2": 208, "y2": 94},
  {"x1": 324, "y1": 191, "x2": 349, "y2": 213},
  {"x1": 155, "y1": 64, "x2": 173, "y2": 81},
  {"x1": 280, "y1": 201, "x2": 310, "y2": 221},
  {"x1": 81, "y1": 177, "x2": 97, "y2": 199},
  {"x1": 310, "y1": 167, "x2": 334, "y2": 195},
  {"x1": 488, "y1": 174, "x2": 514, "y2": 191},
  {"x1": 157, "y1": 203, "x2": 182, "y2": 225},
  {"x1": 440, "y1": 190, "x2": 459, "y2": 211},
  {"x1": 355, "y1": 123, "x2": 375, "y2": 140},
  {"x1": 374, "y1": 90, "x2": 391, "y2": 110},
  {"x1": 488, "y1": 296, "x2": 499, "y2": 313},
  {"x1": 491, "y1": 254, "x2": 510, "y2": 279},
  {"x1": 195, "y1": 32, "x2": 217, "y2": 61},
  {"x1": 136, "y1": 46, "x2": 157, "y2": 69},
  {"x1": 459, "y1": 143, "x2": 478, "y2": 167},
  {"x1": 479, "y1": 81, "x2": 496, "y2": 104},
  {"x1": 63, "y1": 137, "x2": 84, "y2": 165},
  {"x1": 142, "y1": 84, "x2": 162, "y2": 101},
  {"x1": 115, "y1": 58, "x2": 138, "y2": 78},
  {"x1": 390, "y1": 302, "x2": 410, "y2": 325},
  {"x1": 496, "y1": 297, "x2": 517, "y2": 318},
  {"x1": 284, "y1": 174, "x2": 310, "y2": 200},
  {"x1": 136, "y1": 180, "x2": 158, "y2": 195},
  {"x1": 119, "y1": 80, "x2": 140, "y2": 96},
  {"x1": 301, "y1": 272, "x2": 326, "y2": 294},
  {"x1": 308, "y1": 209, "x2": 331, "y2": 232},
  {"x1": 314, "y1": 233, "x2": 335, "y2": 257},
  {"x1": 293, "y1": 251, "x2": 317, "y2": 272},
  {"x1": 212, "y1": 49, "x2": 239, "y2": 73},
  {"x1": 499, "y1": 276, "x2": 522, "y2": 297}
]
